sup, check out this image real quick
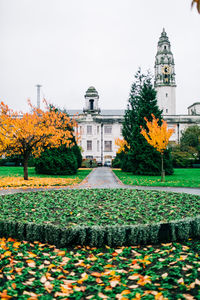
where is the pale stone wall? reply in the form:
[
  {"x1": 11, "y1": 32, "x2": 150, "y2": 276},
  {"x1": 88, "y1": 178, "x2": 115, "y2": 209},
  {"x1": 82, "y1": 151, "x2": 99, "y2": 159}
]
[
  {"x1": 73, "y1": 114, "x2": 200, "y2": 163},
  {"x1": 188, "y1": 103, "x2": 200, "y2": 115},
  {"x1": 156, "y1": 86, "x2": 176, "y2": 115},
  {"x1": 163, "y1": 115, "x2": 200, "y2": 143},
  {"x1": 76, "y1": 114, "x2": 123, "y2": 163}
]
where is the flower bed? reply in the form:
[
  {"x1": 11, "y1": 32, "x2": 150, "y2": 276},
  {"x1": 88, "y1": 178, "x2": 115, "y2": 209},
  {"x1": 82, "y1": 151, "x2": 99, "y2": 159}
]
[{"x1": 0, "y1": 189, "x2": 200, "y2": 247}]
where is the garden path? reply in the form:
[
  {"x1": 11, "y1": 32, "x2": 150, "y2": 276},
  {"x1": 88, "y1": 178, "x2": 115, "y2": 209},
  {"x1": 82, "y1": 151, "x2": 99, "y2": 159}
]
[
  {"x1": 77, "y1": 166, "x2": 123, "y2": 188},
  {"x1": 0, "y1": 167, "x2": 200, "y2": 195}
]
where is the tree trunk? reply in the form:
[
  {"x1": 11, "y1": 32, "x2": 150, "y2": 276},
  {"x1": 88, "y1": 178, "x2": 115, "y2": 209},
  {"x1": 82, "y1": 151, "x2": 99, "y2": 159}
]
[
  {"x1": 23, "y1": 156, "x2": 29, "y2": 180},
  {"x1": 161, "y1": 152, "x2": 165, "y2": 182}
]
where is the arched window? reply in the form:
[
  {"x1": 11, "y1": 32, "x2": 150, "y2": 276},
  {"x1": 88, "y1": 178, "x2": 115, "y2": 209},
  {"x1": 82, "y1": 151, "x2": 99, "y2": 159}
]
[{"x1": 89, "y1": 99, "x2": 94, "y2": 110}]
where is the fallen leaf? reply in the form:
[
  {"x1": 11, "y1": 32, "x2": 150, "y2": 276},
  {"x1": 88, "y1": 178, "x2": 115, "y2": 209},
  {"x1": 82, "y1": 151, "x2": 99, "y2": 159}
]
[
  {"x1": 98, "y1": 292, "x2": 108, "y2": 299},
  {"x1": 40, "y1": 275, "x2": 47, "y2": 283},
  {"x1": 44, "y1": 281, "x2": 54, "y2": 293},
  {"x1": 137, "y1": 275, "x2": 151, "y2": 286},
  {"x1": 110, "y1": 280, "x2": 120, "y2": 287},
  {"x1": 182, "y1": 295, "x2": 195, "y2": 300},
  {"x1": 161, "y1": 273, "x2": 168, "y2": 279},
  {"x1": 57, "y1": 251, "x2": 66, "y2": 256},
  {"x1": 26, "y1": 260, "x2": 36, "y2": 268},
  {"x1": 177, "y1": 278, "x2": 184, "y2": 285},
  {"x1": 128, "y1": 273, "x2": 140, "y2": 280},
  {"x1": 91, "y1": 272, "x2": 102, "y2": 277}
]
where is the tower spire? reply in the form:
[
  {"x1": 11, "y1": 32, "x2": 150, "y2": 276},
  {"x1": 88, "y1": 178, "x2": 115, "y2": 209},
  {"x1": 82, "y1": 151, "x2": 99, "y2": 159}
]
[{"x1": 154, "y1": 29, "x2": 176, "y2": 115}]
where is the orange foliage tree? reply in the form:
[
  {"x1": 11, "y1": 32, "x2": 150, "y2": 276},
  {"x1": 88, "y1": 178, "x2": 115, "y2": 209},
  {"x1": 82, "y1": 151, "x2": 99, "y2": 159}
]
[
  {"x1": 115, "y1": 138, "x2": 130, "y2": 154},
  {"x1": 140, "y1": 114, "x2": 174, "y2": 182},
  {"x1": 192, "y1": 0, "x2": 200, "y2": 13},
  {"x1": 0, "y1": 101, "x2": 76, "y2": 180}
]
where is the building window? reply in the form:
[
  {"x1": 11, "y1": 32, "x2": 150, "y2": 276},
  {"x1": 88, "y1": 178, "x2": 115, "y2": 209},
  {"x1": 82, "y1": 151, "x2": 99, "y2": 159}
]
[
  {"x1": 120, "y1": 126, "x2": 122, "y2": 135},
  {"x1": 166, "y1": 109, "x2": 168, "y2": 113},
  {"x1": 87, "y1": 125, "x2": 92, "y2": 135},
  {"x1": 79, "y1": 126, "x2": 84, "y2": 135},
  {"x1": 86, "y1": 155, "x2": 93, "y2": 159},
  {"x1": 97, "y1": 126, "x2": 99, "y2": 134},
  {"x1": 97, "y1": 140, "x2": 100, "y2": 152},
  {"x1": 104, "y1": 141, "x2": 112, "y2": 152},
  {"x1": 89, "y1": 99, "x2": 94, "y2": 110},
  {"x1": 166, "y1": 93, "x2": 168, "y2": 97},
  {"x1": 104, "y1": 126, "x2": 112, "y2": 134},
  {"x1": 87, "y1": 140, "x2": 92, "y2": 151},
  {"x1": 164, "y1": 45, "x2": 167, "y2": 50}
]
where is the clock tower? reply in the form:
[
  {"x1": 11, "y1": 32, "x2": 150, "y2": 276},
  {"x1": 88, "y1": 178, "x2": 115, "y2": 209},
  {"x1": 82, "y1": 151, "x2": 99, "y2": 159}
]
[{"x1": 154, "y1": 29, "x2": 176, "y2": 115}]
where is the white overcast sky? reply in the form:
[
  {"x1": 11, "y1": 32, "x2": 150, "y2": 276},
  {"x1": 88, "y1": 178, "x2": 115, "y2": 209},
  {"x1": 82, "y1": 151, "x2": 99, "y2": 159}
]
[{"x1": 0, "y1": 0, "x2": 200, "y2": 114}]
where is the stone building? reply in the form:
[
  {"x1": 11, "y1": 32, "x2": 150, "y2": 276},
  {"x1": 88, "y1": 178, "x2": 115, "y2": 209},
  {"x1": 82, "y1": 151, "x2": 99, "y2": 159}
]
[
  {"x1": 67, "y1": 29, "x2": 200, "y2": 164},
  {"x1": 68, "y1": 86, "x2": 124, "y2": 164}
]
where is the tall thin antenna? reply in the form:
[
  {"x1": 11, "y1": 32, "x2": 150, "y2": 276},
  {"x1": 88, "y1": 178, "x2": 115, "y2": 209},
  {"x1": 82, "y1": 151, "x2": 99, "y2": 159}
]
[{"x1": 36, "y1": 84, "x2": 42, "y2": 109}]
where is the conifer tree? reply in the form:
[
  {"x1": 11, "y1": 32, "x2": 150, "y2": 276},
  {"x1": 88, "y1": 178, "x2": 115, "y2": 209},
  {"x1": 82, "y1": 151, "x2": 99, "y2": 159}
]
[{"x1": 122, "y1": 69, "x2": 173, "y2": 175}]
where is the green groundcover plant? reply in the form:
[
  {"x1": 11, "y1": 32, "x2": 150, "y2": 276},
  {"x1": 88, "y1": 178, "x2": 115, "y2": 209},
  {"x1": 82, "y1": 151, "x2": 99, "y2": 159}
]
[
  {"x1": 0, "y1": 237, "x2": 200, "y2": 299},
  {"x1": 0, "y1": 189, "x2": 200, "y2": 227}
]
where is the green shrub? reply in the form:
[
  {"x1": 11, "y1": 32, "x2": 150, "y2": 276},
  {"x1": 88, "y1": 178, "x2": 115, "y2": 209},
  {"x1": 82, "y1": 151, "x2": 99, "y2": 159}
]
[
  {"x1": 171, "y1": 151, "x2": 194, "y2": 168},
  {"x1": 112, "y1": 152, "x2": 125, "y2": 168},
  {"x1": 71, "y1": 145, "x2": 82, "y2": 168},
  {"x1": 35, "y1": 146, "x2": 78, "y2": 175},
  {"x1": 81, "y1": 159, "x2": 97, "y2": 168},
  {"x1": 121, "y1": 149, "x2": 174, "y2": 175}
]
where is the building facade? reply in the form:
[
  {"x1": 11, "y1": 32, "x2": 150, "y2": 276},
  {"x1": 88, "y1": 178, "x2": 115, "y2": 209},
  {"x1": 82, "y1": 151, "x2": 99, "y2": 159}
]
[{"x1": 67, "y1": 30, "x2": 200, "y2": 164}]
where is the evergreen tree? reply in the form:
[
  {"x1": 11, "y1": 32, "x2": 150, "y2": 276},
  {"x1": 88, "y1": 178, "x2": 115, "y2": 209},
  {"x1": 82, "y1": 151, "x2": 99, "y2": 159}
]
[{"x1": 122, "y1": 69, "x2": 173, "y2": 175}]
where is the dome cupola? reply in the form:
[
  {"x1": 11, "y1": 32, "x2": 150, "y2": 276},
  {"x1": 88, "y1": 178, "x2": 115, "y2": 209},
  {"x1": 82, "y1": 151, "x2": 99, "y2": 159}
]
[{"x1": 83, "y1": 86, "x2": 100, "y2": 114}]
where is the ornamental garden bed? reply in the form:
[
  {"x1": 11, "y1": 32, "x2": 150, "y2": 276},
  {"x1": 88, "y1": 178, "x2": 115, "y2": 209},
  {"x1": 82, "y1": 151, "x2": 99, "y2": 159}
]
[
  {"x1": 0, "y1": 189, "x2": 200, "y2": 247},
  {"x1": 0, "y1": 189, "x2": 200, "y2": 299}
]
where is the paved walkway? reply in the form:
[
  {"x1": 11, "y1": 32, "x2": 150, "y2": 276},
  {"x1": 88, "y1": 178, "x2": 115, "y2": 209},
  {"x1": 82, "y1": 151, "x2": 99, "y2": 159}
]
[
  {"x1": 78, "y1": 167, "x2": 122, "y2": 189},
  {"x1": 0, "y1": 167, "x2": 200, "y2": 195}
]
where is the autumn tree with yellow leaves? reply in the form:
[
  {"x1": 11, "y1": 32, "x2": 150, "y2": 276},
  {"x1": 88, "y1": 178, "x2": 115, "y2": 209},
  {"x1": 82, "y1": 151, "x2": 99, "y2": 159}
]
[
  {"x1": 115, "y1": 138, "x2": 130, "y2": 154},
  {"x1": 192, "y1": 0, "x2": 200, "y2": 13},
  {"x1": 141, "y1": 114, "x2": 174, "y2": 182},
  {"x1": 0, "y1": 101, "x2": 76, "y2": 180}
]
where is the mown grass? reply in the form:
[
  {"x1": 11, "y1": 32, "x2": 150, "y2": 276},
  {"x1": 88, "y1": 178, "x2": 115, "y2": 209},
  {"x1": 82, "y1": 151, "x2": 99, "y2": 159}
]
[
  {"x1": 0, "y1": 237, "x2": 200, "y2": 299},
  {"x1": 0, "y1": 166, "x2": 90, "y2": 180},
  {"x1": 113, "y1": 168, "x2": 200, "y2": 188},
  {"x1": 1, "y1": 189, "x2": 200, "y2": 226}
]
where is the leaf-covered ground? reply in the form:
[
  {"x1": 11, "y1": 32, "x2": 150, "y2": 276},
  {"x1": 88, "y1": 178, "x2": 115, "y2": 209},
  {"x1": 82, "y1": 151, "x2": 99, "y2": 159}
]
[
  {"x1": 0, "y1": 169, "x2": 91, "y2": 189},
  {"x1": 113, "y1": 169, "x2": 200, "y2": 188},
  {"x1": 0, "y1": 237, "x2": 200, "y2": 299},
  {"x1": 0, "y1": 189, "x2": 200, "y2": 226}
]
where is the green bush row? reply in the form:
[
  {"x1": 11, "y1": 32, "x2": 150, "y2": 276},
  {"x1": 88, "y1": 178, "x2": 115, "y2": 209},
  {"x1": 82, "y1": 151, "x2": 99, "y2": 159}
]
[
  {"x1": 0, "y1": 215, "x2": 200, "y2": 247},
  {"x1": 35, "y1": 145, "x2": 82, "y2": 175}
]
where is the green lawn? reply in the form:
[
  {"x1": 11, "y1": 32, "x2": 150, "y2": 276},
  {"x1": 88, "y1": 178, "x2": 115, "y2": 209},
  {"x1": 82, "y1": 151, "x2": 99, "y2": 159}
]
[
  {"x1": 113, "y1": 168, "x2": 200, "y2": 188},
  {"x1": 0, "y1": 166, "x2": 91, "y2": 180},
  {"x1": 1, "y1": 189, "x2": 200, "y2": 226},
  {"x1": 0, "y1": 237, "x2": 200, "y2": 299}
]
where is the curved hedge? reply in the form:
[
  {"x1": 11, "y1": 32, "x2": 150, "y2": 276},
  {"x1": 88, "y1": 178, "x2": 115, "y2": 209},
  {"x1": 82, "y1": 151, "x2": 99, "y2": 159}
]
[{"x1": 0, "y1": 215, "x2": 200, "y2": 247}]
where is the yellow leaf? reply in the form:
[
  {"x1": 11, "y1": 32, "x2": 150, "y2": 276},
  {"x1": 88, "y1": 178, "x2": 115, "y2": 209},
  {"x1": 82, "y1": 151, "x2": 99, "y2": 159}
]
[
  {"x1": 3, "y1": 251, "x2": 12, "y2": 257},
  {"x1": 57, "y1": 251, "x2": 66, "y2": 256}
]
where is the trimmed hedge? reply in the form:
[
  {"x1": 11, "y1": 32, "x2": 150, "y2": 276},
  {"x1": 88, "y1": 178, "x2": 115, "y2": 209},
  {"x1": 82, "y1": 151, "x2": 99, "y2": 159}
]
[{"x1": 0, "y1": 215, "x2": 200, "y2": 247}]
